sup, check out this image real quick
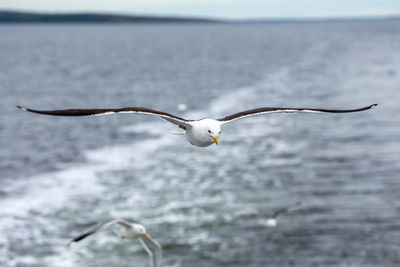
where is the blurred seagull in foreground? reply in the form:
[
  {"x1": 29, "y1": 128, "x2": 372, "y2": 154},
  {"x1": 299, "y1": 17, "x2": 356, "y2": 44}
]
[
  {"x1": 262, "y1": 202, "x2": 302, "y2": 228},
  {"x1": 68, "y1": 219, "x2": 162, "y2": 267},
  {"x1": 17, "y1": 104, "x2": 377, "y2": 147}
]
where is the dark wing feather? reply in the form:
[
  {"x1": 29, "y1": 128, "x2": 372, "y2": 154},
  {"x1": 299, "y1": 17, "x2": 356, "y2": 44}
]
[
  {"x1": 271, "y1": 207, "x2": 291, "y2": 219},
  {"x1": 68, "y1": 220, "x2": 119, "y2": 245},
  {"x1": 17, "y1": 106, "x2": 192, "y2": 129},
  {"x1": 271, "y1": 202, "x2": 302, "y2": 219},
  {"x1": 218, "y1": 104, "x2": 378, "y2": 124}
]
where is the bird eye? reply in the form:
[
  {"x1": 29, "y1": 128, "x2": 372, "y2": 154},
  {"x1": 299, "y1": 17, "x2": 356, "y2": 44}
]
[{"x1": 208, "y1": 130, "x2": 211, "y2": 133}]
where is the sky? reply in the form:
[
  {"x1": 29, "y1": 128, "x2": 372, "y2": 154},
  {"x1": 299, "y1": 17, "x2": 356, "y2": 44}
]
[{"x1": 1, "y1": 0, "x2": 400, "y2": 19}]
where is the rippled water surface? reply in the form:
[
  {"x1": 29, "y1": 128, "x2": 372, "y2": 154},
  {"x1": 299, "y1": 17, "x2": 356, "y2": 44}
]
[{"x1": 1, "y1": 21, "x2": 400, "y2": 266}]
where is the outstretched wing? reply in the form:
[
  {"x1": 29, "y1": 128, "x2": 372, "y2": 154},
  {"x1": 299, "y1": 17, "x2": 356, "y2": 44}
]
[
  {"x1": 271, "y1": 201, "x2": 302, "y2": 219},
  {"x1": 68, "y1": 219, "x2": 133, "y2": 245},
  {"x1": 138, "y1": 235, "x2": 163, "y2": 267},
  {"x1": 17, "y1": 106, "x2": 192, "y2": 130},
  {"x1": 218, "y1": 104, "x2": 378, "y2": 124},
  {"x1": 115, "y1": 219, "x2": 135, "y2": 229},
  {"x1": 68, "y1": 220, "x2": 119, "y2": 245}
]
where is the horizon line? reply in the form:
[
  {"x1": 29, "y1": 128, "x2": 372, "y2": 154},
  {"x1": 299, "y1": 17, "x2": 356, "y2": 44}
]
[{"x1": 1, "y1": 9, "x2": 399, "y2": 23}]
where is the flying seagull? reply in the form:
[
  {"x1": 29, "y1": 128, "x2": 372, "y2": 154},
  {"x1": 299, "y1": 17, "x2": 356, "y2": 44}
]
[
  {"x1": 68, "y1": 219, "x2": 162, "y2": 267},
  {"x1": 262, "y1": 201, "x2": 302, "y2": 228},
  {"x1": 17, "y1": 104, "x2": 377, "y2": 147}
]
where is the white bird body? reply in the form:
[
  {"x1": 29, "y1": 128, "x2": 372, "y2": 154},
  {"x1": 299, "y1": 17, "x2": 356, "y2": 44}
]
[
  {"x1": 262, "y1": 202, "x2": 302, "y2": 228},
  {"x1": 185, "y1": 119, "x2": 222, "y2": 147},
  {"x1": 17, "y1": 104, "x2": 377, "y2": 148},
  {"x1": 263, "y1": 218, "x2": 278, "y2": 228},
  {"x1": 113, "y1": 224, "x2": 145, "y2": 239}
]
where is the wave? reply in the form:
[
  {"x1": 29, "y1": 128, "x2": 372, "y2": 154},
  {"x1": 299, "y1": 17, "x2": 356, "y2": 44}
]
[{"x1": 0, "y1": 62, "x2": 314, "y2": 266}]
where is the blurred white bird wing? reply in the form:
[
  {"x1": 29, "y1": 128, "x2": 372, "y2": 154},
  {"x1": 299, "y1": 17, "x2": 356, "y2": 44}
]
[
  {"x1": 115, "y1": 219, "x2": 135, "y2": 229},
  {"x1": 139, "y1": 235, "x2": 163, "y2": 267},
  {"x1": 68, "y1": 219, "x2": 121, "y2": 245}
]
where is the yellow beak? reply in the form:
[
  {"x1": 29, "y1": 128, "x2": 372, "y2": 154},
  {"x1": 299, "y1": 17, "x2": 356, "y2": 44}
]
[
  {"x1": 212, "y1": 136, "x2": 219, "y2": 145},
  {"x1": 143, "y1": 233, "x2": 148, "y2": 238}
]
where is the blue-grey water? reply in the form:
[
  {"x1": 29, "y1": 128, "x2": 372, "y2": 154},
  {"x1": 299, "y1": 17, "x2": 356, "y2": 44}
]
[{"x1": 0, "y1": 21, "x2": 399, "y2": 267}]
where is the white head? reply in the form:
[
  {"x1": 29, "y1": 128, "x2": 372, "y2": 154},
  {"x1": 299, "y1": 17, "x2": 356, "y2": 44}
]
[
  {"x1": 204, "y1": 119, "x2": 222, "y2": 145},
  {"x1": 133, "y1": 224, "x2": 148, "y2": 237},
  {"x1": 133, "y1": 224, "x2": 146, "y2": 234}
]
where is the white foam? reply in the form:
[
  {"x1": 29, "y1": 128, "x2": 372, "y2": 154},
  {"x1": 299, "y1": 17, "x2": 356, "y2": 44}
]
[
  {"x1": 6, "y1": 256, "x2": 39, "y2": 266},
  {"x1": 0, "y1": 66, "x2": 303, "y2": 266},
  {"x1": 0, "y1": 165, "x2": 103, "y2": 216},
  {"x1": 85, "y1": 125, "x2": 179, "y2": 171},
  {"x1": 0, "y1": 234, "x2": 9, "y2": 266}
]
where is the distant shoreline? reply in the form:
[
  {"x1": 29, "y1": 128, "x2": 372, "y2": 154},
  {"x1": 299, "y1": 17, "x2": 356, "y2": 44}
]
[
  {"x1": 0, "y1": 10, "x2": 220, "y2": 24},
  {"x1": 0, "y1": 10, "x2": 399, "y2": 24}
]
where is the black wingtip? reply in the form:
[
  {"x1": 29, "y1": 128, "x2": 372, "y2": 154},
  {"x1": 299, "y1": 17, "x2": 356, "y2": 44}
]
[
  {"x1": 17, "y1": 105, "x2": 28, "y2": 111},
  {"x1": 355, "y1": 103, "x2": 378, "y2": 112},
  {"x1": 66, "y1": 235, "x2": 85, "y2": 247}
]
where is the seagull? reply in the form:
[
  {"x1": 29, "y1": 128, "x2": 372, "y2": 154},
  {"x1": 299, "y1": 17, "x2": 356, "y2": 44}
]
[
  {"x1": 68, "y1": 219, "x2": 162, "y2": 267},
  {"x1": 17, "y1": 104, "x2": 377, "y2": 147},
  {"x1": 262, "y1": 201, "x2": 302, "y2": 228}
]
